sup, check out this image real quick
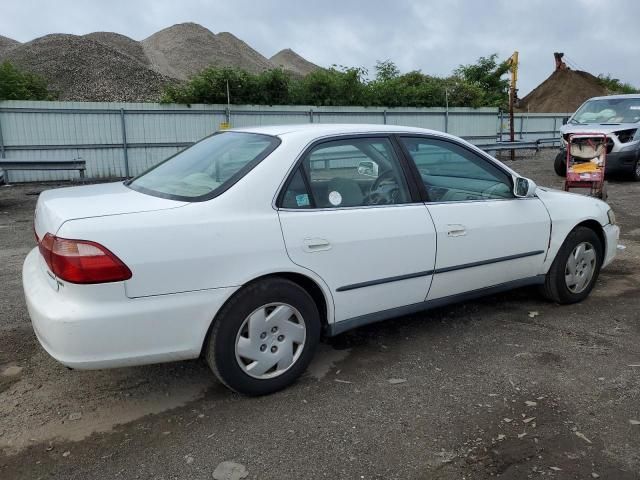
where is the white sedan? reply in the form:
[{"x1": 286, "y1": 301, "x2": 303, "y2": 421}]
[{"x1": 23, "y1": 124, "x2": 619, "y2": 395}]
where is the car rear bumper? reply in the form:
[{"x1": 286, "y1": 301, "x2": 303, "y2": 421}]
[
  {"x1": 602, "y1": 223, "x2": 620, "y2": 269},
  {"x1": 22, "y1": 248, "x2": 237, "y2": 369}
]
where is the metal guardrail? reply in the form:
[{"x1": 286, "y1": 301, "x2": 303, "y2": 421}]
[
  {"x1": 477, "y1": 137, "x2": 560, "y2": 152},
  {"x1": 0, "y1": 159, "x2": 86, "y2": 185}
]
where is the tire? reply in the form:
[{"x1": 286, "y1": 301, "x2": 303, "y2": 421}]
[
  {"x1": 631, "y1": 159, "x2": 640, "y2": 182},
  {"x1": 554, "y1": 152, "x2": 567, "y2": 177},
  {"x1": 541, "y1": 226, "x2": 603, "y2": 304},
  {"x1": 205, "y1": 278, "x2": 321, "y2": 396}
]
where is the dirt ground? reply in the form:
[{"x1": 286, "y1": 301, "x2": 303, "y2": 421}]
[{"x1": 0, "y1": 149, "x2": 639, "y2": 479}]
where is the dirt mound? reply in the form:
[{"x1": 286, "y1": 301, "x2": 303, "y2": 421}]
[
  {"x1": 0, "y1": 35, "x2": 19, "y2": 55},
  {"x1": 518, "y1": 69, "x2": 607, "y2": 113},
  {"x1": 0, "y1": 34, "x2": 173, "y2": 101},
  {"x1": 142, "y1": 23, "x2": 275, "y2": 79},
  {"x1": 270, "y1": 48, "x2": 320, "y2": 76},
  {"x1": 84, "y1": 31, "x2": 150, "y2": 66}
]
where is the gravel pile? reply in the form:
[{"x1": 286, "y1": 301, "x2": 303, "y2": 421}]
[
  {"x1": 84, "y1": 31, "x2": 150, "y2": 67},
  {"x1": 0, "y1": 34, "x2": 174, "y2": 101},
  {"x1": 0, "y1": 34, "x2": 19, "y2": 56},
  {"x1": 0, "y1": 23, "x2": 320, "y2": 101},
  {"x1": 270, "y1": 48, "x2": 320, "y2": 76},
  {"x1": 142, "y1": 23, "x2": 276, "y2": 80}
]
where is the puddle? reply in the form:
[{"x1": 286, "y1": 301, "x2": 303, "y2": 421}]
[
  {"x1": 306, "y1": 344, "x2": 351, "y2": 380},
  {"x1": 0, "y1": 382, "x2": 206, "y2": 453}
]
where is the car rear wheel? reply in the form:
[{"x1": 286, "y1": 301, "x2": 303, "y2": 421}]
[
  {"x1": 541, "y1": 226, "x2": 603, "y2": 304},
  {"x1": 205, "y1": 277, "x2": 321, "y2": 396},
  {"x1": 554, "y1": 152, "x2": 567, "y2": 177}
]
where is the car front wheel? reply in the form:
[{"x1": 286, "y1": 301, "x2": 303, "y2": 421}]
[
  {"x1": 554, "y1": 152, "x2": 567, "y2": 177},
  {"x1": 205, "y1": 278, "x2": 321, "y2": 396},
  {"x1": 631, "y1": 159, "x2": 640, "y2": 182},
  {"x1": 541, "y1": 226, "x2": 603, "y2": 304}
]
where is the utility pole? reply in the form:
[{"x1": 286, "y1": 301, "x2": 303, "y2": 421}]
[
  {"x1": 444, "y1": 88, "x2": 449, "y2": 133},
  {"x1": 221, "y1": 80, "x2": 231, "y2": 129},
  {"x1": 507, "y1": 51, "x2": 519, "y2": 160}
]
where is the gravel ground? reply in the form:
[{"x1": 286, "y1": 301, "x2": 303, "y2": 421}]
[{"x1": 0, "y1": 149, "x2": 639, "y2": 479}]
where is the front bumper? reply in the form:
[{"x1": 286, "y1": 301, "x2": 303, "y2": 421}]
[
  {"x1": 22, "y1": 248, "x2": 237, "y2": 369},
  {"x1": 602, "y1": 223, "x2": 620, "y2": 268}
]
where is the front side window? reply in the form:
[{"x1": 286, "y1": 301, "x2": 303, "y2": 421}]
[
  {"x1": 280, "y1": 137, "x2": 411, "y2": 209},
  {"x1": 128, "y1": 132, "x2": 279, "y2": 201},
  {"x1": 400, "y1": 137, "x2": 514, "y2": 202}
]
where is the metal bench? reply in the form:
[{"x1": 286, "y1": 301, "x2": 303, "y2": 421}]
[{"x1": 0, "y1": 159, "x2": 86, "y2": 185}]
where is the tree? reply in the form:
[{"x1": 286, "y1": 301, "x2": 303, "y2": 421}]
[
  {"x1": 291, "y1": 66, "x2": 369, "y2": 106},
  {"x1": 597, "y1": 74, "x2": 639, "y2": 94},
  {"x1": 0, "y1": 62, "x2": 55, "y2": 100},
  {"x1": 454, "y1": 54, "x2": 510, "y2": 109},
  {"x1": 374, "y1": 60, "x2": 400, "y2": 82}
]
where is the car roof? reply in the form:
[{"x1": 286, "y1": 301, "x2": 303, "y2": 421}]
[{"x1": 229, "y1": 123, "x2": 449, "y2": 139}]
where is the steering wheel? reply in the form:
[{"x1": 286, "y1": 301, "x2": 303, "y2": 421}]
[{"x1": 367, "y1": 170, "x2": 398, "y2": 205}]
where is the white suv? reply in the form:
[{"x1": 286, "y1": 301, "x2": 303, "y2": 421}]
[{"x1": 555, "y1": 94, "x2": 640, "y2": 180}]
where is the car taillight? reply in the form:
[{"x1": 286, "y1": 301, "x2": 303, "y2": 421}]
[{"x1": 38, "y1": 233, "x2": 132, "y2": 284}]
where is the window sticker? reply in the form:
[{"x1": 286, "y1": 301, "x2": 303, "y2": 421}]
[
  {"x1": 328, "y1": 191, "x2": 342, "y2": 206},
  {"x1": 295, "y1": 194, "x2": 310, "y2": 207}
]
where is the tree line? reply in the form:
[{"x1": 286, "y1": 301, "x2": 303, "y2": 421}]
[
  {"x1": 161, "y1": 55, "x2": 512, "y2": 109},
  {"x1": 1, "y1": 56, "x2": 638, "y2": 106}
]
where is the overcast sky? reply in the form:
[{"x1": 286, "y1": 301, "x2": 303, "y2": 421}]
[{"x1": 1, "y1": 0, "x2": 638, "y2": 95}]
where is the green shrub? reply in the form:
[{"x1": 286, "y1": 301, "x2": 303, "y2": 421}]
[{"x1": 0, "y1": 62, "x2": 55, "y2": 100}]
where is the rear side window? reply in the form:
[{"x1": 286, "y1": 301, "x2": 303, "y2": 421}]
[
  {"x1": 281, "y1": 168, "x2": 313, "y2": 209},
  {"x1": 128, "y1": 132, "x2": 280, "y2": 201}
]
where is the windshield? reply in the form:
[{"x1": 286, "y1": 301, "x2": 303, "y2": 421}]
[
  {"x1": 571, "y1": 97, "x2": 640, "y2": 124},
  {"x1": 128, "y1": 132, "x2": 280, "y2": 201}
]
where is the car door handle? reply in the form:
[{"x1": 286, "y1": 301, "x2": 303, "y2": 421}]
[
  {"x1": 303, "y1": 238, "x2": 331, "y2": 252},
  {"x1": 446, "y1": 224, "x2": 467, "y2": 237}
]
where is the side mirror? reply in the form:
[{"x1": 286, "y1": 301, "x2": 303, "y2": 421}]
[
  {"x1": 562, "y1": 117, "x2": 569, "y2": 125},
  {"x1": 514, "y1": 176, "x2": 537, "y2": 198},
  {"x1": 357, "y1": 160, "x2": 379, "y2": 177}
]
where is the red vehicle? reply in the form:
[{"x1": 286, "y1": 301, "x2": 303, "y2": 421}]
[{"x1": 564, "y1": 133, "x2": 608, "y2": 199}]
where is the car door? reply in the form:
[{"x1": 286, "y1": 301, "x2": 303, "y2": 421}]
[
  {"x1": 397, "y1": 136, "x2": 551, "y2": 300},
  {"x1": 277, "y1": 135, "x2": 437, "y2": 324}
]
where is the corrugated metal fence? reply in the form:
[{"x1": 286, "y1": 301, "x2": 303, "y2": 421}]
[{"x1": 0, "y1": 101, "x2": 570, "y2": 182}]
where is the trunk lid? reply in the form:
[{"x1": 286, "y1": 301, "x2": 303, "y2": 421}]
[{"x1": 34, "y1": 181, "x2": 187, "y2": 238}]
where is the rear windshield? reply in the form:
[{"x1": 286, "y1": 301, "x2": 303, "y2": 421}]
[
  {"x1": 571, "y1": 97, "x2": 640, "y2": 124},
  {"x1": 128, "y1": 132, "x2": 280, "y2": 201}
]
